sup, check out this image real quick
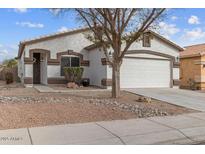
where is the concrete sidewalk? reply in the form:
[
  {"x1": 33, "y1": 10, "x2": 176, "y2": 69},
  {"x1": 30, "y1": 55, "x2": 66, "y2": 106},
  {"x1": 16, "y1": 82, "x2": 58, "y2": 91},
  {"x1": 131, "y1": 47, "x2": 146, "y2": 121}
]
[{"x1": 2, "y1": 112, "x2": 205, "y2": 144}]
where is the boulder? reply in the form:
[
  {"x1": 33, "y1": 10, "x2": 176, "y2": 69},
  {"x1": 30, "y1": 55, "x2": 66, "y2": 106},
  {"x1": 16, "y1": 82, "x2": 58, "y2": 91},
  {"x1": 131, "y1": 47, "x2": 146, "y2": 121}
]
[{"x1": 67, "y1": 82, "x2": 79, "y2": 89}]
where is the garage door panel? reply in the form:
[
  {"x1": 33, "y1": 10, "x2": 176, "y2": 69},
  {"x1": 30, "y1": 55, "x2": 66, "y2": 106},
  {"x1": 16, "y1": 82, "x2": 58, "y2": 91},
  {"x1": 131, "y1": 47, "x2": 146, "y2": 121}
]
[{"x1": 121, "y1": 58, "x2": 170, "y2": 88}]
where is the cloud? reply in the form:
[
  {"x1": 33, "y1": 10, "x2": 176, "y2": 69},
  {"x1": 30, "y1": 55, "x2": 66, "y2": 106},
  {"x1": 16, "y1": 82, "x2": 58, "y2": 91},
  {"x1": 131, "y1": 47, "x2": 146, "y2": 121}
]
[
  {"x1": 7, "y1": 44, "x2": 18, "y2": 50},
  {"x1": 188, "y1": 15, "x2": 200, "y2": 24},
  {"x1": 49, "y1": 9, "x2": 61, "y2": 16},
  {"x1": 159, "y1": 22, "x2": 180, "y2": 38},
  {"x1": 14, "y1": 8, "x2": 28, "y2": 13},
  {"x1": 16, "y1": 22, "x2": 44, "y2": 28},
  {"x1": 182, "y1": 28, "x2": 205, "y2": 41},
  {"x1": 171, "y1": 16, "x2": 178, "y2": 20},
  {"x1": 0, "y1": 45, "x2": 18, "y2": 62},
  {"x1": 57, "y1": 26, "x2": 68, "y2": 32},
  {"x1": 0, "y1": 44, "x2": 3, "y2": 48},
  {"x1": 0, "y1": 49, "x2": 8, "y2": 56}
]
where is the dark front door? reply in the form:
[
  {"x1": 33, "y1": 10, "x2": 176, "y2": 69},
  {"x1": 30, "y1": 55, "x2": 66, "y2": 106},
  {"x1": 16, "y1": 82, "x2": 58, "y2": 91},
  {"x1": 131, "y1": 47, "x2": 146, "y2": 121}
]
[{"x1": 33, "y1": 53, "x2": 41, "y2": 84}]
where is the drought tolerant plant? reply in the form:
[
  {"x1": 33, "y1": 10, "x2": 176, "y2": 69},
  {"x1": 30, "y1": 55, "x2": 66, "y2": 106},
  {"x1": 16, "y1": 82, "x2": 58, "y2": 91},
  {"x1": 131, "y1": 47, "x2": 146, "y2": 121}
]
[
  {"x1": 64, "y1": 67, "x2": 84, "y2": 84},
  {"x1": 2, "y1": 59, "x2": 17, "y2": 68},
  {"x1": 1, "y1": 58, "x2": 17, "y2": 84},
  {"x1": 5, "y1": 71, "x2": 13, "y2": 84}
]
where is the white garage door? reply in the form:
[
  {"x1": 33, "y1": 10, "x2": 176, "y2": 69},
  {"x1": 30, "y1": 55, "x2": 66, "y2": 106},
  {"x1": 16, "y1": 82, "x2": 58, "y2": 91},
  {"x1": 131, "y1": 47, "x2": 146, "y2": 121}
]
[{"x1": 121, "y1": 58, "x2": 171, "y2": 88}]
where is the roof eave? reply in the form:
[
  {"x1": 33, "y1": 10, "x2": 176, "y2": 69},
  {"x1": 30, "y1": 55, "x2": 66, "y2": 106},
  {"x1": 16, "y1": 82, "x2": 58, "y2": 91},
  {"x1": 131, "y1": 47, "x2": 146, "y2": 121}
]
[
  {"x1": 17, "y1": 27, "x2": 90, "y2": 59},
  {"x1": 148, "y1": 30, "x2": 184, "y2": 51},
  {"x1": 180, "y1": 54, "x2": 201, "y2": 59},
  {"x1": 17, "y1": 42, "x2": 25, "y2": 59},
  {"x1": 84, "y1": 31, "x2": 184, "y2": 52}
]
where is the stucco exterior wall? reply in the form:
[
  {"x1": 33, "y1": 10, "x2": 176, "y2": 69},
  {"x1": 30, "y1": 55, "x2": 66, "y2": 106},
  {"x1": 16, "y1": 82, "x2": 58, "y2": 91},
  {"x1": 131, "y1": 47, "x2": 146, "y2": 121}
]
[
  {"x1": 23, "y1": 32, "x2": 92, "y2": 82},
  {"x1": 25, "y1": 64, "x2": 33, "y2": 77},
  {"x1": 18, "y1": 52, "x2": 25, "y2": 83},
  {"x1": 173, "y1": 68, "x2": 179, "y2": 80},
  {"x1": 40, "y1": 53, "x2": 47, "y2": 85},
  {"x1": 24, "y1": 32, "x2": 91, "y2": 59},
  {"x1": 87, "y1": 48, "x2": 107, "y2": 87},
  {"x1": 47, "y1": 65, "x2": 89, "y2": 79},
  {"x1": 200, "y1": 56, "x2": 205, "y2": 89},
  {"x1": 180, "y1": 56, "x2": 201, "y2": 89},
  {"x1": 106, "y1": 35, "x2": 180, "y2": 84},
  {"x1": 127, "y1": 36, "x2": 179, "y2": 57},
  {"x1": 19, "y1": 30, "x2": 180, "y2": 87}
]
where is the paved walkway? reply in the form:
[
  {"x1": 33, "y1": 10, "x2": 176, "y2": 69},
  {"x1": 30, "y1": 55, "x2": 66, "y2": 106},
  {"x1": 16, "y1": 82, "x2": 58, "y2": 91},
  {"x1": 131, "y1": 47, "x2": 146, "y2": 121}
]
[
  {"x1": 2, "y1": 112, "x2": 205, "y2": 144},
  {"x1": 125, "y1": 88, "x2": 205, "y2": 111},
  {"x1": 34, "y1": 85, "x2": 108, "y2": 93}
]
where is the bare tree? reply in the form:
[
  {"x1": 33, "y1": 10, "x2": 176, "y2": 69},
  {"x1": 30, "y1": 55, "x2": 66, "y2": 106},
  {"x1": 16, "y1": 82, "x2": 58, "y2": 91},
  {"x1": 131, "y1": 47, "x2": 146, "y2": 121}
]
[{"x1": 52, "y1": 8, "x2": 166, "y2": 98}]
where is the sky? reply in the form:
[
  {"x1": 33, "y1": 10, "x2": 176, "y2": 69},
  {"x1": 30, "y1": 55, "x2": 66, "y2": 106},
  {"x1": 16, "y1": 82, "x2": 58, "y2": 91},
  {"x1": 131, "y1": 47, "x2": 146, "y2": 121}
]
[{"x1": 0, "y1": 8, "x2": 205, "y2": 62}]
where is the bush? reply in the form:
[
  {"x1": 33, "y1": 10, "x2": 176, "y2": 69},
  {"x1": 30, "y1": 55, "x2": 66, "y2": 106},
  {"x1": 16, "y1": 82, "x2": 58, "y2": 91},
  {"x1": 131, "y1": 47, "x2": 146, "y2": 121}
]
[
  {"x1": 5, "y1": 71, "x2": 13, "y2": 84},
  {"x1": 64, "y1": 67, "x2": 84, "y2": 84},
  {"x1": 2, "y1": 59, "x2": 17, "y2": 68}
]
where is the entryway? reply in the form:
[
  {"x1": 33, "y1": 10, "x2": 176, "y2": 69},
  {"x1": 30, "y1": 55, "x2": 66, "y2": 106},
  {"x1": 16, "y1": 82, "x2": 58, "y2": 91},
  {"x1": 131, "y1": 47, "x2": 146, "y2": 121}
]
[
  {"x1": 33, "y1": 52, "x2": 47, "y2": 85},
  {"x1": 33, "y1": 53, "x2": 41, "y2": 84}
]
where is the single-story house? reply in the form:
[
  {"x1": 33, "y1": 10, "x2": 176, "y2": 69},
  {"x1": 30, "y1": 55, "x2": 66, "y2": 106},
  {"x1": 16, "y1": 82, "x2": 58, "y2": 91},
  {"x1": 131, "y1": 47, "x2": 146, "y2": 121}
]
[
  {"x1": 17, "y1": 27, "x2": 182, "y2": 89},
  {"x1": 180, "y1": 43, "x2": 205, "y2": 90}
]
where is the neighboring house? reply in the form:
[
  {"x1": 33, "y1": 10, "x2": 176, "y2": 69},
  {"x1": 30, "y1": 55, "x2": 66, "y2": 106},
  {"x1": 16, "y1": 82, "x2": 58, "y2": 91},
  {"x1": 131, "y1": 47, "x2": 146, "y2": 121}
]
[
  {"x1": 180, "y1": 43, "x2": 205, "y2": 90},
  {"x1": 17, "y1": 27, "x2": 182, "y2": 89}
]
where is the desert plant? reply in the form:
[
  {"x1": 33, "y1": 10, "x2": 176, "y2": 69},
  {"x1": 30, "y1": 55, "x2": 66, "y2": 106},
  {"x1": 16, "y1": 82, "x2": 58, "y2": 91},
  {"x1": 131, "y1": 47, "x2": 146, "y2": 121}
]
[
  {"x1": 2, "y1": 59, "x2": 17, "y2": 68},
  {"x1": 64, "y1": 67, "x2": 84, "y2": 84},
  {"x1": 5, "y1": 71, "x2": 13, "y2": 84}
]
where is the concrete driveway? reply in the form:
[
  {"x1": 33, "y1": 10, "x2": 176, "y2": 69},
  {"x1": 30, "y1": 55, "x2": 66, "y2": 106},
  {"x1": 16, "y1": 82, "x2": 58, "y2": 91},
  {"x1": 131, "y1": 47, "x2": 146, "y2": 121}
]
[{"x1": 125, "y1": 88, "x2": 205, "y2": 111}]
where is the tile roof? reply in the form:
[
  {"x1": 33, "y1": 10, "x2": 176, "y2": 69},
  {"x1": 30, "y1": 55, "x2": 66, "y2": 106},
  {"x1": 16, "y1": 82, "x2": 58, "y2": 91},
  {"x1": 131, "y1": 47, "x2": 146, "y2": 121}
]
[{"x1": 180, "y1": 43, "x2": 205, "y2": 58}]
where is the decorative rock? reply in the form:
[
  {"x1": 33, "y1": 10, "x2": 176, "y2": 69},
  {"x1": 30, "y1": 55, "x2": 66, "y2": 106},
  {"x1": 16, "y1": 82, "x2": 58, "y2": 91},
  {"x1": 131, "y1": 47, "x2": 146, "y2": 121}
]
[
  {"x1": 144, "y1": 97, "x2": 152, "y2": 103},
  {"x1": 137, "y1": 96, "x2": 144, "y2": 102},
  {"x1": 67, "y1": 82, "x2": 79, "y2": 89}
]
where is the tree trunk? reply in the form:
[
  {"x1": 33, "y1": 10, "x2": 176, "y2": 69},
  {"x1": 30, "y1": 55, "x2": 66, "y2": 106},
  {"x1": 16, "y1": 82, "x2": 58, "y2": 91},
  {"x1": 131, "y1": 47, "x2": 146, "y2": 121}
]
[{"x1": 112, "y1": 63, "x2": 120, "y2": 98}]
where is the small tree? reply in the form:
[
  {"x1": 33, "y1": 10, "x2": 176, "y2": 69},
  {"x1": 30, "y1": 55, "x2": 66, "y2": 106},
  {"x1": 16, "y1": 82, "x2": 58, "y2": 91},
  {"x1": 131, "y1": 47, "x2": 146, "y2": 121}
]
[
  {"x1": 1, "y1": 58, "x2": 17, "y2": 84},
  {"x1": 2, "y1": 59, "x2": 17, "y2": 68},
  {"x1": 51, "y1": 8, "x2": 166, "y2": 98}
]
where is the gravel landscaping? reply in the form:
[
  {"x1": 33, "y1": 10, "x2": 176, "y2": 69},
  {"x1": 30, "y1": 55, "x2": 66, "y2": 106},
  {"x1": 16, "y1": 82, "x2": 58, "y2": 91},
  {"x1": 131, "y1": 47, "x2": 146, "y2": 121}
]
[{"x1": 0, "y1": 81, "x2": 196, "y2": 130}]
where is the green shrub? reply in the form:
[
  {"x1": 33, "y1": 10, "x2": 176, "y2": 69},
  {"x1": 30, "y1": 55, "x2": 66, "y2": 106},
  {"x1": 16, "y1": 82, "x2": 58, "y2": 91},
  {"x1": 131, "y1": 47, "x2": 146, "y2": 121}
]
[
  {"x1": 64, "y1": 67, "x2": 84, "y2": 84},
  {"x1": 2, "y1": 59, "x2": 17, "y2": 68},
  {"x1": 5, "y1": 71, "x2": 13, "y2": 84}
]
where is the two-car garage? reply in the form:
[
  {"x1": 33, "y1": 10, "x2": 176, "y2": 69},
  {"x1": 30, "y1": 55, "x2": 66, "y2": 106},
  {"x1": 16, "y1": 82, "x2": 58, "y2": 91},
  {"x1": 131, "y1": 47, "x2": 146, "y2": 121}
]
[{"x1": 120, "y1": 57, "x2": 171, "y2": 88}]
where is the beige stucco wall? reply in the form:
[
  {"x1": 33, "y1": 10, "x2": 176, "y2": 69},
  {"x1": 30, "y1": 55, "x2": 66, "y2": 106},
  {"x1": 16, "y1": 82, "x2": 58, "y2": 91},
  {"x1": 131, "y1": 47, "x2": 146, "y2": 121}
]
[
  {"x1": 87, "y1": 49, "x2": 107, "y2": 87},
  {"x1": 106, "y1": 36, "x2": 180, "y2": 82},
  {"x1": 24, "y1": 32, "x2": 91, "y2": 59},
  {"x1": 23, "y1": 31, "x2": 92, "y2": 80},
  {"x1": 180, "y1": 56, "x2": 201, "y2": 89},
  {"x1": 20, "y1": 30, "x2": 180, "y2": 87},
  {"x1": 126, "y1": 36, "x2": 179, "y2": 57}
]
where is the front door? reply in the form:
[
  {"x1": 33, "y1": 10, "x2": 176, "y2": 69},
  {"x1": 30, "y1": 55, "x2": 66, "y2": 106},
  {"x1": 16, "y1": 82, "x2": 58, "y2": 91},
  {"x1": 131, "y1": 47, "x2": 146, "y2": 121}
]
[{"x1": 33, "y1": 53, "x2": 41, "y2": 84}]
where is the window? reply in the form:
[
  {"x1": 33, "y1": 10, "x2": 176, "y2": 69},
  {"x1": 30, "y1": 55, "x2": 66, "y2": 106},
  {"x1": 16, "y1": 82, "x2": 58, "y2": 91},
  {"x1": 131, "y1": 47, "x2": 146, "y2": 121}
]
[
  {"x1": 61, "y1": 56, "x2": 80, "y2": 76},
  {"x1": 143, "y1": 34, "x2": 151, "y2": 47}
]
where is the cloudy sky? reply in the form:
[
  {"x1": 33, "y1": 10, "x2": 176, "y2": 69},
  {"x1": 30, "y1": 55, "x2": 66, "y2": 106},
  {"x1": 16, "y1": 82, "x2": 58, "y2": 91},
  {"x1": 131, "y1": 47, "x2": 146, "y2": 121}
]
[{"x1": 0, "y1": 8, "x2": 205, "y2": 62}]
